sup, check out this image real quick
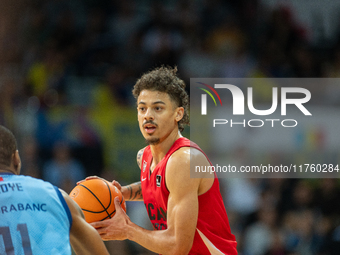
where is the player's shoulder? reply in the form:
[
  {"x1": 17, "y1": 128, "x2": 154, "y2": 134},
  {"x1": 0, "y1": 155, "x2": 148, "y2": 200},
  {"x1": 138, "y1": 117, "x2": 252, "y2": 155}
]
[
  {"x1": 137, "y1": 146, "x2": 147, "y2": 155},
  {"x1": 167, "y1": 146, "x2": 207, "y2": 175},
  {"x1": 169, "y1": 146, "x2": 206, "y2": 163},
  {"x1": 168, "y1": 145, "x2": 211, "y2": 173},
  {"x1": 17, "y1": 174, "x2": 52, "y2": 187},
  {"x1": 136, "y1": 146, "x2": 147, "y2": 169},
  {"x1": 165, "y1": 147, "x2": 205, "y2": 192},
  {"x1": 168, "y1": 147, "x2": 190, "y2": 168}
]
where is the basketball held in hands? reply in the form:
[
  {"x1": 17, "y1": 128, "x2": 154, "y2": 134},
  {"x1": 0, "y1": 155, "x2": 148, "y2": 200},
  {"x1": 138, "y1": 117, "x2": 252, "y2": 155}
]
[{"x1": 69, "y1": 179, "x2": 126, "y2": 223}]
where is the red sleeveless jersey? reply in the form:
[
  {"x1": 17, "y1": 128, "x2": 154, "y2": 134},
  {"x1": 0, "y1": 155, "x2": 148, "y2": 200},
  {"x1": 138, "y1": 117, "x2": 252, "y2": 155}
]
[{"x1": 140, "y1": 137, "x2": 237, "y2": 254}]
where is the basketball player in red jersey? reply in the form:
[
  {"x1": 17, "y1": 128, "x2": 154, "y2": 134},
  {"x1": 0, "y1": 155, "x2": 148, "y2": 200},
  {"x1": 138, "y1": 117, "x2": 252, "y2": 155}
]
[{"x1": 89, "y1": 66, "x2": 237, "y2": 254}]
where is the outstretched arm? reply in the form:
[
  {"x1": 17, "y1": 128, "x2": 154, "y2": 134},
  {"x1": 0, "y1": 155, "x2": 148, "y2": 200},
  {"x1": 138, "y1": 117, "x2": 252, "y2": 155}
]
[{"x1": 60, "y1": 190, "x2": 109, "y2": 255}]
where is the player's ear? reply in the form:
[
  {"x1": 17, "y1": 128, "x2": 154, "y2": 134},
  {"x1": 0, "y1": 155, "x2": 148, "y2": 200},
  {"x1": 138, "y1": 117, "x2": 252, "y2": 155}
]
[
  {"x1": 13, "y1": 150, "x2": 21, "y2": 174},
  {"x1": 175, "y1": 107, "x2": 184, "y2": 122}
]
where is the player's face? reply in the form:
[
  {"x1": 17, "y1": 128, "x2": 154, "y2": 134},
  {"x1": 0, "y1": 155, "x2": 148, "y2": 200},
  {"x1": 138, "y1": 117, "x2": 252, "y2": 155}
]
[{"x1": 137, "y1": 90, "x2": 183, "y2": 145}]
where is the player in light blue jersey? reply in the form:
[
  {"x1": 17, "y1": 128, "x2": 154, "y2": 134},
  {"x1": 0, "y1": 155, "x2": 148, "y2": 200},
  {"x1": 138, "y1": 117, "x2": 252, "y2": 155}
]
[{"x1": 0, "y1": 125, "x2": 109, "y2": 255}]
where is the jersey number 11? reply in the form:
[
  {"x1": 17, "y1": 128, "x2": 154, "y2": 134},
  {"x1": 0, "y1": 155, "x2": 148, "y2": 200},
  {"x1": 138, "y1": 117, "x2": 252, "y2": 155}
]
[{"x1": 0, "y1": 224, "x2": 32, "y2": 255}]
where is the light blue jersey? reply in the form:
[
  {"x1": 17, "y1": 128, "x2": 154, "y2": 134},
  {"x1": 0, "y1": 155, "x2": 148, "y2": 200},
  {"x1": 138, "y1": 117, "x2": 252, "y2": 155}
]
[{"x1": 0, "y1": 173, "x2": 72, "y2": 255}]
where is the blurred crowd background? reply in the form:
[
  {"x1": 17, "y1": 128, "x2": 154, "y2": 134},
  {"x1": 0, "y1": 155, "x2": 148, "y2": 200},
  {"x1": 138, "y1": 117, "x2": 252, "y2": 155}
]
[{"x1": 1, "y1": 0, "x2": 340, "y2": 254}]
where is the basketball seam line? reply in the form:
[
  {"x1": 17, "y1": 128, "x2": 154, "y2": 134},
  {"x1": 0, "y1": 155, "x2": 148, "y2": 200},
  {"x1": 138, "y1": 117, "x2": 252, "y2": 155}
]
[
  {"x1": 78, "y1": 182, "x2": 112, "y2": 217},
  {"x1": 101, "y1": 198, "x2": 125, "y2": 220}
]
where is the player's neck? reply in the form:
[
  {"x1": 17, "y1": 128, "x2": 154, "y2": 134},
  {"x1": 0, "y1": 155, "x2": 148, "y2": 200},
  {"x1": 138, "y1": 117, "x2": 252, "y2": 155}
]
[
  {"x1": 0, "y1": 165, "x2": 17, "y2": 175},
  {"x1": 150, "y1": 130, "x2": 182, "y2": 166}
]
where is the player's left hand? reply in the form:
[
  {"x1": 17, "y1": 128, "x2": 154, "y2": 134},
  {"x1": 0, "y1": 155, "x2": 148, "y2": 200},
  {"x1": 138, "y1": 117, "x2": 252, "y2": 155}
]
[{"x1": 90, "y1": 197, "x2": 130, "y2": 241}]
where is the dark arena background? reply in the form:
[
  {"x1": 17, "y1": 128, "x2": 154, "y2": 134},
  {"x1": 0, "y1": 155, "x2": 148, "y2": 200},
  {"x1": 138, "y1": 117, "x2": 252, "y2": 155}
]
[{"x1": 1, "y1": 0, "x2": 340, "y2": 254}]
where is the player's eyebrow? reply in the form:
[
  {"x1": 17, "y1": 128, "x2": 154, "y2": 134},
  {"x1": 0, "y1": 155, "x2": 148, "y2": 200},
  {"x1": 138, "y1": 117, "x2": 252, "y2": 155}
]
[
  {"x1": 138, "y1": 101, "x2": 166, "y2": 105},
  {"x1": 152, "y1": 101, "x2": 166, "y2": 105}
]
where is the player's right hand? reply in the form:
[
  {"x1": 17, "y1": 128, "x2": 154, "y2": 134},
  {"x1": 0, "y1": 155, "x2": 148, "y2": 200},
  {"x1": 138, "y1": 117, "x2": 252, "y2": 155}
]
[{"x1": 91, "y1": 197, "x2": 130, "y2": 241}]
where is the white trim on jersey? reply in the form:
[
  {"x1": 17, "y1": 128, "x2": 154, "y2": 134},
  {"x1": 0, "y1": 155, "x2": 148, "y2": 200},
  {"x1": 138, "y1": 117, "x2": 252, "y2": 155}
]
[{"x1": 197, "y1": 228, "x2": 225, "y2": 255}]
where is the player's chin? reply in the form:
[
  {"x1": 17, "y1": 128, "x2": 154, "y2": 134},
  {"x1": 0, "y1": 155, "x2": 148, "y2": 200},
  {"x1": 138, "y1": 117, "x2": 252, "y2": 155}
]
[{"x1": 145, "y1": 137, "x2": 160, "y2": 145}]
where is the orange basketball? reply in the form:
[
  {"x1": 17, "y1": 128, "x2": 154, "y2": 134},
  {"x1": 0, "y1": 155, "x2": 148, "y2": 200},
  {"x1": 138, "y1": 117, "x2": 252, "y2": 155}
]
[{"x1": 69, "y1": 179, "x2": 126, "y2": 223}]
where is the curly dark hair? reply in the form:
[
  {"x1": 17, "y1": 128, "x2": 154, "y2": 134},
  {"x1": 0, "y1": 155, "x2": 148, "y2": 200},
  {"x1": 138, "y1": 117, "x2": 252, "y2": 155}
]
[
  {"x1": 132, "y1": 66, "x2": 189, "y2": 132},
  {"x1": 0, "y1": 125, "x2": 17, "y2": 167}
]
